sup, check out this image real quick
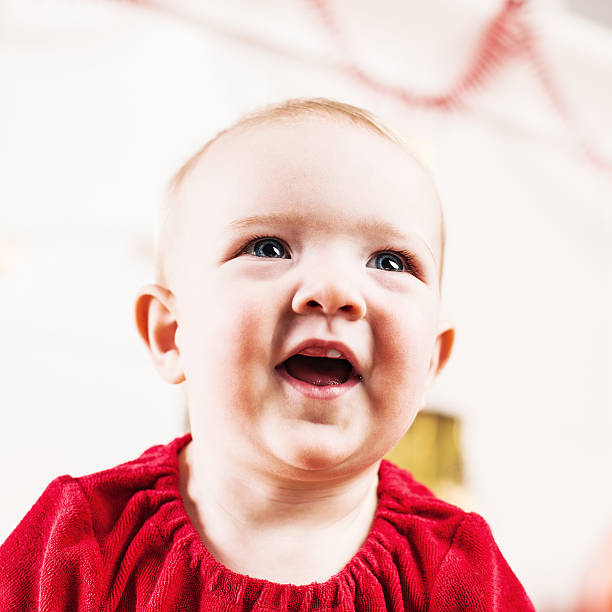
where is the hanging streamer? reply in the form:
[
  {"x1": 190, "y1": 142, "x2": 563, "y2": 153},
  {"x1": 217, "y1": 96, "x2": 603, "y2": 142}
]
[
  {"x1": 307, "y1": 0, "x2": 529, "y2": 109},
  {"x1": 306, "y1": 0, "x2": 611, "y2": 172}
]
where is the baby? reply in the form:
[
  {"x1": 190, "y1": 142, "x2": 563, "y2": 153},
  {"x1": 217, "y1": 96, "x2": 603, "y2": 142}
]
[{"x1": 0, "y1": 98, "x2": 534, "y2": 610}]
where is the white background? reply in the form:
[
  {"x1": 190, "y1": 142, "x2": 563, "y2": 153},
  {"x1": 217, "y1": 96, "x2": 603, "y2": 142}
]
[{"x1": 1, "y1": 1, "x2": 611, "y2": 609}]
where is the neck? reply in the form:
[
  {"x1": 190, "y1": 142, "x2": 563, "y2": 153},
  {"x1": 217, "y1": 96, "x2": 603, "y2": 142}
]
[{"x1": 179, "y1": 439, "x2": 381, "y2": 584}]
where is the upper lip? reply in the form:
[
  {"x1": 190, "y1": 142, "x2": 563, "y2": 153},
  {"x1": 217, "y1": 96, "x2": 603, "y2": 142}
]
[{"x1": 277, "y1": 339, "x2": 363, "y2": 377}]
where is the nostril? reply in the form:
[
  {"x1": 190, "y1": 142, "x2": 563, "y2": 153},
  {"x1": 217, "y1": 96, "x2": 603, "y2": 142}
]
[{"x1": 294, "y1": 295, "x2": 365, "y2": 319}]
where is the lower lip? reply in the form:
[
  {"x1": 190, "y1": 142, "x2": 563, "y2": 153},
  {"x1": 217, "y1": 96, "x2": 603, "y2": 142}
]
[{"x1": 275, "y1": 364, "x2": 361, "y2": 400}]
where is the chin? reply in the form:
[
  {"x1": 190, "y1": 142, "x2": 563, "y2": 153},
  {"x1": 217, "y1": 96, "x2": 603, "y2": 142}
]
[
  {"x1": 267, "y1": 422, "x2": 367, "y2": 474},
  {"x1": 287, "y1": 448, "x2": 347, "y2": 472}
]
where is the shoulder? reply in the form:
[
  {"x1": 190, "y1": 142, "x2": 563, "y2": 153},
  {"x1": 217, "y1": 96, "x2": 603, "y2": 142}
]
[
  {"x1": 377, "y1": 458, "x2": 501, "y2": 557},
  {"x1": 0, "y1": 435, "x2": 193, "y2": 610},
  {"x1": 377, "y1": 459, "x2": 470, "y2": 538},
  {"x1": 1, "y1": 435, "x2": 191, "y2": 544},
  {"x1": 374, "y1": 460, "x2": 535, "y2": 610},
  {"x1": 0, "y1": 473, "x2": 100, "y2": 609},
  {"x1": 1, "y1": 474, "x2": 92, "y2": 557},
  {"x1": 72, "y1": 434, "x2": 192, "y2": 539},
  {"x1": 2, "y1": 434, "x2": 191, "y2": 544}
]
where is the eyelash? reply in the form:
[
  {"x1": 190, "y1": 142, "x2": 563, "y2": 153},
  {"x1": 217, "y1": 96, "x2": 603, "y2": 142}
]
[
  {"x1": 376, "y1": 246, "x2": 422, "y2": 278},
  {"x1": 238, "y1": 235, "x2": 422, "y2": 278}
]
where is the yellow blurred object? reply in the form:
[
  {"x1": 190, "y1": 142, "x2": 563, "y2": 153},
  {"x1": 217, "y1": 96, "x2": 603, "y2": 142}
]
[{"x1": 385, "y1": 410, "x2": 471, "y2": 510}]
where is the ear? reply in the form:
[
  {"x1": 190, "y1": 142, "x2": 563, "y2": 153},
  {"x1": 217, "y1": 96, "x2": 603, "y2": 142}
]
[
  {"x1": 134, "y1": 284, "x2": 185, "y2": 384},
  {"x1": 425, "y1": 317, "x2": 455, "y2": 389}
]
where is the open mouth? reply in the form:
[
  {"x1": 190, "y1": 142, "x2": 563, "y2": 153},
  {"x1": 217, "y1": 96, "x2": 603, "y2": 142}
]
[
  {"x1": 281, "y1": 354, "x2": 354, "y2": 387},
  {"x1": 275, "y1": 343, "x2": 362, "y2": 399}
]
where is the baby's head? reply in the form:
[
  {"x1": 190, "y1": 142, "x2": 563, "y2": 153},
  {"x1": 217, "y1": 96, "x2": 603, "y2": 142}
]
[{"x1": 136, "y1": 98, "x2": 454, "y2": 479}]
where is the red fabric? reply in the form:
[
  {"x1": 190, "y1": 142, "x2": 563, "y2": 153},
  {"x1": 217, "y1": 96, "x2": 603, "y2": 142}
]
[{"x1": 0, "y1": 435, "x2": 534, "y2": 611}]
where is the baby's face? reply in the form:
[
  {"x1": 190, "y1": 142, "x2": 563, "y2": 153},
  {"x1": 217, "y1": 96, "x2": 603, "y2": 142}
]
[{"x1": 167, "y1": 117, "x2": 449, "y2": 477}]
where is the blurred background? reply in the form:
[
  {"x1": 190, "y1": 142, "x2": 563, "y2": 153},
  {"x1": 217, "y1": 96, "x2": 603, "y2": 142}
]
[{"x1": 0, "y1": 0, "x2": 610, "y2": 609}]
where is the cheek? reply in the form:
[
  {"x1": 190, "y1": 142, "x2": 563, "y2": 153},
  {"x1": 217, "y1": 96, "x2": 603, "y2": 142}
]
[
  {"x1": 371, "y1": 299, "x2": 439, "y2": 407},
  {"x1": 220, "y1": 308, "x2": 266, "y2": 381},
  {"x1": 179, "y1": 281, "x2": 278, "y2": 406}
]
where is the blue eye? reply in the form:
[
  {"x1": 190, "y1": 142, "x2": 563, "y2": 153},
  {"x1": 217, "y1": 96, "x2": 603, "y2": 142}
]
[
  {"x1": 367, "y1": 252, "x2": 405, "y2": 272},
  {"x1": 248, "y1": 238, "x2": 289, "y2": 258}
]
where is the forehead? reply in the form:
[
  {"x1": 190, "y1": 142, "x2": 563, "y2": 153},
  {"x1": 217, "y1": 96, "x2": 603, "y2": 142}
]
[{"x1": 175, "y1": 116, "x2": 442, "y2": 262}]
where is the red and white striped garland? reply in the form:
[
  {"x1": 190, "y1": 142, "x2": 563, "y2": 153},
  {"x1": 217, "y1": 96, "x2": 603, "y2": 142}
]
[{"x1": 306, "y1": 0, "x2": 611, "y2": 172}]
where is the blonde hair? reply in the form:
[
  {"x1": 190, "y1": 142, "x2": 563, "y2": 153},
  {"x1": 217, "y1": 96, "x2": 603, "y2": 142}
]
[{"x1": 157, "y1": 98, "x2": 445, "y2": 285}]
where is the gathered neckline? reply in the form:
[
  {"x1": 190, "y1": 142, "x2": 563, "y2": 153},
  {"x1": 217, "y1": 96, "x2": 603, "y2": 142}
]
[{"x1": 153, "y1": 433, "x2": 405, "y2": 596}]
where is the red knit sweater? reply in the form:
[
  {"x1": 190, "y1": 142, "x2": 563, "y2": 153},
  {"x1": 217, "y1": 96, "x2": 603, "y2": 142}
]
[{"x1": 0, "y1": 435, "x2": 534, "y2": 611}]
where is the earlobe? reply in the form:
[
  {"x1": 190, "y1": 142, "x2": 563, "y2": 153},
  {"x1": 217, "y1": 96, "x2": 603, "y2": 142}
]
[{"x1": 135, "y1": 284, "x2": 185, "y2": 384}]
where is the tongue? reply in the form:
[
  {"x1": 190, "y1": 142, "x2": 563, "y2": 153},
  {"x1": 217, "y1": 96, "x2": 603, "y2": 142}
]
[{"x1": 284, "y1": 355, "x2": 352, "y2": 386}]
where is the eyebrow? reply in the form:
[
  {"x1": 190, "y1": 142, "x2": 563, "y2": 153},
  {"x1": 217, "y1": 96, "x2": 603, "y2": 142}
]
[{"x1": 228, "y1": 212, "x2": 437, "y2": 263}]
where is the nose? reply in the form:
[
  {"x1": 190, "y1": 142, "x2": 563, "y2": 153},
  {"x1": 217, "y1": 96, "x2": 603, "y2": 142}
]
[{"x1": 291, "y1": 275, "x2": 367, "y2": 321}]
